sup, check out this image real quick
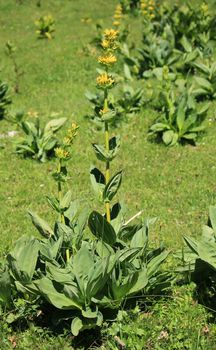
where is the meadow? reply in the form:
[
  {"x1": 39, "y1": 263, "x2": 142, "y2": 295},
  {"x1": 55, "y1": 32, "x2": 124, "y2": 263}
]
[{"x1": 1, "y1": 0, "x2": 216, "y2": 349}]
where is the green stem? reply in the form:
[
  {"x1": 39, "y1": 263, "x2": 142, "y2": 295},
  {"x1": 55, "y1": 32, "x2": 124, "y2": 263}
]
[
  {"x1": 57, "y1": 159, "x2": 69, "y2": 262},
  {"x1": 57, "y1": 159, "x2": 65, "y2": 224},
  {"x1": 104, "y1": 90, "x2": 111, "y2": 223}
]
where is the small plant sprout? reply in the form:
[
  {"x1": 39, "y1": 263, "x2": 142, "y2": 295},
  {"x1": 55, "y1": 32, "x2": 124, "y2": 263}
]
[
  {"x1": 5, "y1": 41, "x2": 23, "y2": 94},
  {"x1": 35, "y1": 15, "x2": 55, "y2": 39},
  {"x1": 93, "y1": 28, "x2": 121, "y2": 222}
]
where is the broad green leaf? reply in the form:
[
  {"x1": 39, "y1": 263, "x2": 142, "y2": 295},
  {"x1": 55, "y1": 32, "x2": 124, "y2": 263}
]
[
  {"x1": 110, "y1": 202, "x2": 125, "y2": 234},
  {"x1": 46, "y1": 262, "x2": 75, "y2": 283},
  {"x1": 147, "y1": 250, "x2": 169, "y2": 278},
  {"x1": 46, "y1": 196, "x2": 60, "y2": 212},
  {"x1": 101, "y1": 109, "x2": 116, "y2": 122},
  {"x1": 73, "y1": 243, "x2": 94, "y2": 281},
  {"x1": 180, "y1": 35, "x2": 192, "y2": 52},
  {"x1": 71, "y1": 317, "x2": 83, "y2": 336},
  {"x1": 131, "y1": 224, "x2": 148, "y2": 248},
  {"x1": 192, "y1": 88, "x2": 210, "y2": 96},
  {"x1": 182, "y1": 133, "x2": 197, "y2": 140},
  {"x1": 16, "y1": 144, "x2": 35, "y2": 155},
  {"x1": 48, "y1": 237, "x2": 63, "y2": 259},
  {"x1": 28, "y1": 211, "x2": 54, "y2": 238},
  {"x1": 118, "y1": 247, "x2": 140, "y2": 262},
  {"x1": 103, "y1": 171, "x2": 122, "y2": 202},
  {"x1": 90, "y1": 166, "x2": 105, "y2": 201},
  {"x1": 34, "y1": 277, "x2": 81, "y2": 310},
  {"x1": 192, "y1": 62, "x2": 210, "y2": 75},
  {"x1": 112, "y1": 273, "x2": 138, "y2": 299},
  {"x1": 96, "y1": 241, "x2": 114, "y2": 258},
  {"x1": 64, "y1": 199, "x2": 79, "y2": 222},
  {"x1": 183, "y1": 235, "x2": 199, "y2": 255},
  {"x1": 87, "y1": 257, "x2": 114, "y2": 298},
  {"x1": 7, "y1": 236, "x2": 39, "y2": 283},
  {"x1": 42, "y1": 136, "x2": 57, "y2": 151},
  {"x1": 92, "y1": 143, "x2": 107, "y2": 162},
  {"x1": 162, "y1": 130, "x2": 178, "y2": 146},
  {"x1": 109, "y1": 136, "x2": 120, "y2": 159},
  {"x1": 21, "y1": 121, "x2": 38, "y2": 136},
  {"x1": 60, "y1": 190, "x2": 72, "y2": 210},
  {"x1": 71, "y1": 312, "x2": 103, "y2": 336},
  {"x1": 149, "y1": 123, "x2": 170, "y2": 132},
  {"x1": 44, "y1": 117, "x2": 67, "y2": 133},
  {"x1": 82, "y1": 307, "x2": 98, "y2": 319},
  {"x1": 184, "y1": 50, "x2": 199, "y2": 64},
  {"x1": 128, "y1": 269, "x2": 148, "y2": 295},
  {"x1": 92, "y1": 136, "x2": 120, "y2": 162},
  {"x1": 196, "y1": 102, "x2": 210, "y2": 116},
  {"x1": 194, "y1": 77, "x2": 212, "y2": 92},
  {"x1": 88, "y1": 211, "x2": 116, "y2": 245},
  {"x1": 124, "y1": 63, "x2": 133, "y2": 81}
]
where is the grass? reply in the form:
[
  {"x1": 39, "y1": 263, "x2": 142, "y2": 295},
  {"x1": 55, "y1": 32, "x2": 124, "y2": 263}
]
[{"x1": 1, "y1": 0, "x2": 216, "y2": 348}]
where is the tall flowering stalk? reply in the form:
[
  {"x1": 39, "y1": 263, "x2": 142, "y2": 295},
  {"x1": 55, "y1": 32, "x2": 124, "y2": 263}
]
[
  {"x1": 91, "y1": 29, "x2": 122, "y2": 223},
  {"x1": 52, "y1": 123, "x2": 79, "y2": 261}
]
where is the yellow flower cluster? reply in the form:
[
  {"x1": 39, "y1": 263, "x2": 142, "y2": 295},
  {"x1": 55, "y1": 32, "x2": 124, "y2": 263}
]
[
  {"x1": 55, "y1": 147, "x2": 70, "y2": 160},
  {"x1": 113, "y1": 4, "x2": 123, "y2": 27},
  {"x1": 98, "y1": 53, "x2": 117, "y2": 65},
  {"x1": 63, "y1": 123, "x2": 79, "y2": 146},
  {"x1": 96, "y1": 28, "x2": 118, "y2": 88},
  {"x1": 140, "y1": 0, "x2": 156, "y2": 19},
  {"x1": 55, "y1": 123, "x2": 79, "y2": 160},
  {"x1": 100, "y1": 107, "x2": 109, "y2": 115},
  {"x1": 101, "y1": 29, "x2": 119, "y2": 50},
  {"x1": 96, "y1": 73, "x2": 114, "y2": 87},
  {"x1": 104, "y1": 28, "x2": 119, "y2": 41}
]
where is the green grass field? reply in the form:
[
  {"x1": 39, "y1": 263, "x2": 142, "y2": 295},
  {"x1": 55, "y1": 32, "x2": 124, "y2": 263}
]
[{"x1": 1, "y1": 0, "x2": 216, "y2": 348}]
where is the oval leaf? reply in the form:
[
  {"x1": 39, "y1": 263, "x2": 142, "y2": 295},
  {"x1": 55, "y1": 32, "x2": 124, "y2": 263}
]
[{"x1": 88, "y1": 211, "x2": 116, "y2": 246}]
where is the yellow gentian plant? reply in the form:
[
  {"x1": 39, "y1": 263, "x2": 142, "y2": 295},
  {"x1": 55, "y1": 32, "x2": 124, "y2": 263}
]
[{"x1": 91, "y1": 28, "x2": 122, "y2": 223}]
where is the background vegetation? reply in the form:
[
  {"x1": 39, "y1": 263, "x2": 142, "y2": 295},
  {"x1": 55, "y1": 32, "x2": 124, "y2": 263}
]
[{"x1": 1, "y1": 0, "x2": 216, "y2": 348}]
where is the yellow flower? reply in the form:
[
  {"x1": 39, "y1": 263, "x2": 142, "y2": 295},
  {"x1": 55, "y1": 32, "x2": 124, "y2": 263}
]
[
  {"x1": 148, "y1": 6, "x2": 154, "y2": 10},
  {"x1": 101, "y1": 39, "x2": 110, "y2": 49},
  {"x1": 113, "y1": 21, "x2": 121, "y2": 27},
  {"x1": 98, "y1": 54, "x2": 117, "y2": 65},
  {"x1": 150, "y1": 13, "x2": 155, "y2": 18},
  {"x1": 55, "y1": 147, "x2": 70, "y2": 159},
  {"x1": 63, "y1": 123, "x2": 79, "y2": 146},
  {"x1": 104, "y1": 29, "x2": 119, "y2": 41},
  {"x1": 63, "y1": 136, "x2": 71, "y2": 145},
  {"x1": 100, "y1": 107, "x2": 109, "y2": 115},
  {"x1": 115, "y1": 4, "x2": 122, "y2": 12},
  {"x1": 113, "y1": 13, "x2": 123, "y2": 19},
  {"x1": 140, "y1": 3, "x2": 147, "y2": 9},
  {"x1": 96, "y1": 73, "x2": 114, "y2": 87}
]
